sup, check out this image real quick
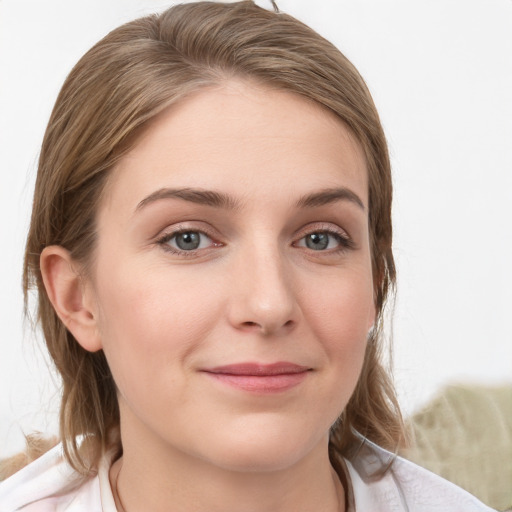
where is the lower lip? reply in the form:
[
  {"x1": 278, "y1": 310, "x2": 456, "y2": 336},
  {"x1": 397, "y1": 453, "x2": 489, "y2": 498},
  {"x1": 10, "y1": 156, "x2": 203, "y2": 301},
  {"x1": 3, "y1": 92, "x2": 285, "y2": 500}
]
[{"x1": 203, "y1": 372, "x2": 308, "y2": 393}]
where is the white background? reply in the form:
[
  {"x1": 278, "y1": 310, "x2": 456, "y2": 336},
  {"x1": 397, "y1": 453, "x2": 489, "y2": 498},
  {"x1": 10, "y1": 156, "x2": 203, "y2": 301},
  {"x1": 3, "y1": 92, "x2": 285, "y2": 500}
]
[{"x1": 1, "y1": 0, "x2": 511, "y2": 457}]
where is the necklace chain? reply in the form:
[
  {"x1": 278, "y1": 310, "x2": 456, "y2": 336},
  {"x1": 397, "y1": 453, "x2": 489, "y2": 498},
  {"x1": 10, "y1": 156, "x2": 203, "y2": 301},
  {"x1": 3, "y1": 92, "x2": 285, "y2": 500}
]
[
  {"x1": 113, "y1": 463, "x2": 127, "y2": 512},
  {"x1": 111, "y1": 462, "x2": 344, "y2": 512}
]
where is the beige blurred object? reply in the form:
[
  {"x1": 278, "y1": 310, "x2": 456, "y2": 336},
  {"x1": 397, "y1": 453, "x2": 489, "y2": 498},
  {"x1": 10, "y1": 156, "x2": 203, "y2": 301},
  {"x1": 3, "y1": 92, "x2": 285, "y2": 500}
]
[
  {"x1": 0, "y1": 434, "x2": 59, "y2": 481},
  {"x1": 400, "y1": 384, "x2": 512, "y2": 511}
]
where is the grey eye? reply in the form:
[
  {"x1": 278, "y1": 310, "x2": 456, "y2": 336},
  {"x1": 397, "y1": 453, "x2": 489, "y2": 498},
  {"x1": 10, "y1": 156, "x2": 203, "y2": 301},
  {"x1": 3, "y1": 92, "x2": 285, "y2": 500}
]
[
  {"x1": 304, "y1": 232, "x2": 330, "y2": 250},
  {"x1": 159, "y1": 229, "x2": 217, "y2": 254},
  {"x1": 173, "y1": 232, "x2": 202, "y2": 250}
]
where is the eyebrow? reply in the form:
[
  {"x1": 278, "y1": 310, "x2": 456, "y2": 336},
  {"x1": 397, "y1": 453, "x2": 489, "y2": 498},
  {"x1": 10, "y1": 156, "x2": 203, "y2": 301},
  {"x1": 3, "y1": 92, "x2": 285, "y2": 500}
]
[
  {"x1": 136, "y1": 187, "x2": 241, "y2": 212},
  {"x1": 295, "y1": 187, "x2": 365, "y2": 211},
  {"x1": 135, "y1": 186, "x2": 365, "y2": 213}
]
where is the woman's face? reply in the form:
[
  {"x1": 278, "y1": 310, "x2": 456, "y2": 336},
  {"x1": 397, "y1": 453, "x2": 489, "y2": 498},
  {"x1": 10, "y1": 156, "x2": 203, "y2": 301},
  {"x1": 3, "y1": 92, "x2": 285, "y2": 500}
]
[{"x1": 87, "y1": 81, "x2": 375, "y2": 471}]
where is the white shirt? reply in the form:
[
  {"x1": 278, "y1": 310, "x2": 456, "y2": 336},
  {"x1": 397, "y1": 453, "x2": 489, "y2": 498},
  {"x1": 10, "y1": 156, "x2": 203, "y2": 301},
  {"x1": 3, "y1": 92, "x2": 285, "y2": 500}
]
[{"x1": 0, "y1": 439, "x2": 496, "y2": 511}]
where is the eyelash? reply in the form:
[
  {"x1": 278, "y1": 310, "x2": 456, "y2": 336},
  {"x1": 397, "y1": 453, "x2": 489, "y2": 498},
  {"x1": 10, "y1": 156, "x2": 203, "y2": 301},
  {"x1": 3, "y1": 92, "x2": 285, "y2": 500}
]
[
  {"x1": 155, "y1": 224, "x2": 355, "y2": 256},
  {"x1": 294, "y1": 226, "x2": 355, "y2": 254},
  {"x1": 156, "y1": 227, "x2": 220, "y2": 257}
]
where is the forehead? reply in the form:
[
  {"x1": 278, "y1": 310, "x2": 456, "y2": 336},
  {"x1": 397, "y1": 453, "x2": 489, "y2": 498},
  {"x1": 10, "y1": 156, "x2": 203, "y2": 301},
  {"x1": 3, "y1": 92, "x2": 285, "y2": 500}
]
[{"x1": 101, "y1": 81, "x2": 368, "y2": 214}]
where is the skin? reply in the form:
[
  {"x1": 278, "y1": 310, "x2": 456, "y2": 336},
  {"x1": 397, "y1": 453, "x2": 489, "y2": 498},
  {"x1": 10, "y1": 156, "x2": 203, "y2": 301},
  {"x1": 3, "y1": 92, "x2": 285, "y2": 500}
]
[{"x1": 42, "y1": 81, "x2": 375, "y2": 512}]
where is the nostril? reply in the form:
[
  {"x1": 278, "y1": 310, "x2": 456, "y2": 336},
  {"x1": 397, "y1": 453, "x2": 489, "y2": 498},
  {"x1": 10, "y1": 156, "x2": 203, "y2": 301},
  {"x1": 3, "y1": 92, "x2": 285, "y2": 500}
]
[
  {"x1": 242, "y1": 321, "x2": 259, "y2": 328},
  {"x1": 239, "y1": 320, "x2": 295, "y2": 333}
]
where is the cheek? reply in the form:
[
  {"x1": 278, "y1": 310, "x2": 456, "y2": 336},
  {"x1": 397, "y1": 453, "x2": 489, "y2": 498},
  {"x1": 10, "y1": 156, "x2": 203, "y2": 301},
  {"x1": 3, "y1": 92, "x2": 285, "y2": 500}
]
[
  {"x1": 92, "y1": 260, "x2": 222, "y2": 396},
  {"x1": 301, "y1": 268, "x2": 373, "y2": 401},
  {"x1": 304, "y1": 268, "x2": 374, "y2": 346}
]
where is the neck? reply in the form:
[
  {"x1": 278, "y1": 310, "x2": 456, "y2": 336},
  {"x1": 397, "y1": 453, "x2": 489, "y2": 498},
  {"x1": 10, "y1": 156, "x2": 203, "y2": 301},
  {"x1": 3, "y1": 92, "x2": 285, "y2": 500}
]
[{"x1": 110, "y1": 423, "x2": 345, "y2": 512}]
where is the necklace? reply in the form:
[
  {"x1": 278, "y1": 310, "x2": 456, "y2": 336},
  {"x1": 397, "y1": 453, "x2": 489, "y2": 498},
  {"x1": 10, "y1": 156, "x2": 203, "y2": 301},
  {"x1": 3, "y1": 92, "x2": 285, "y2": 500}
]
[
  {"x1": 111, "y1": 462, "x2": 345, "y2": 512},
  {"x1": 112, "y1": 461, "x2": 127, "y2": 512}
]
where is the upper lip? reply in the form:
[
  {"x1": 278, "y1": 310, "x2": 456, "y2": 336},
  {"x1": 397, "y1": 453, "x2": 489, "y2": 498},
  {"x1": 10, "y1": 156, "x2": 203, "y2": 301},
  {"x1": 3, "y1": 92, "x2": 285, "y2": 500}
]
[{"x1": 202, "y1": 362, "x2": 311, "y2": 376}]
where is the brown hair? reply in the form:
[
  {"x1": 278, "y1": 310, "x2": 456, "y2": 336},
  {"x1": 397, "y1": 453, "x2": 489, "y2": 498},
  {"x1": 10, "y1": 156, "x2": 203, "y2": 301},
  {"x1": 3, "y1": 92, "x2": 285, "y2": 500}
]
[{"x1": 23, "y1": 0, "x2": 404, "y2": 475}]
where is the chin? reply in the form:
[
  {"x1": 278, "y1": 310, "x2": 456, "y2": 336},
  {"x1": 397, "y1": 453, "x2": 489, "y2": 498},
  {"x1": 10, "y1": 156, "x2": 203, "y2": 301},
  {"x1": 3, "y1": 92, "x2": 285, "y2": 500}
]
[{"x1": 195, "y1": 419, "x2": 329, "y2": 473}]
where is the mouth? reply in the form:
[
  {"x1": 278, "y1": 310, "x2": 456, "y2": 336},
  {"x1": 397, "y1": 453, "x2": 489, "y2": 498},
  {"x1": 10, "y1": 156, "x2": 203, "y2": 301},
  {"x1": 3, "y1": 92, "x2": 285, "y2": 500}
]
[{"x1": 200, "y1": 362, "x2": 312, "y2": 393}]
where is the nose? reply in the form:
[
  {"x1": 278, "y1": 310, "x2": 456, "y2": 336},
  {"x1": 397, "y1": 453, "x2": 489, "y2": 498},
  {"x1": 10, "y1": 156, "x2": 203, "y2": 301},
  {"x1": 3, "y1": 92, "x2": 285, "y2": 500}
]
[{"x1": 227, "y1": 243, "x2": 300, "y2": 336}]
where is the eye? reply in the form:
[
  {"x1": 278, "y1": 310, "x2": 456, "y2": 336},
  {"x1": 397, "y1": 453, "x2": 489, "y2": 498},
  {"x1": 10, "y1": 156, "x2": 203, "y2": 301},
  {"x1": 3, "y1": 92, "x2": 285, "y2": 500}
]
[
  {"x1": 157, "y1": 230, "x2": 216, "y2": 253},
  {"x1": 295, "y1": 230, "x2": 352, "y2": 252}
]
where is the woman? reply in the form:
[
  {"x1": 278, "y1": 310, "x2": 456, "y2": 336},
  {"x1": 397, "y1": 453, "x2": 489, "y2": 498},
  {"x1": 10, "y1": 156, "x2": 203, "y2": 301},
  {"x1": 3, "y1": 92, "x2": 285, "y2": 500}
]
[{"x1": 0, "y1": 2, "x2": 495, "y2": 511}]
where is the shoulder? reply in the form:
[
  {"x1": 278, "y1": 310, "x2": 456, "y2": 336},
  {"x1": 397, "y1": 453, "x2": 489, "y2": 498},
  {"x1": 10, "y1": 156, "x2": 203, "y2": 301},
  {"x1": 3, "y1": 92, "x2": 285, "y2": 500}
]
[
  {"x1": 391, "y1": 454, "x2": 496, "y2": 511},
  {"x1": 345, "y1": 437, "x2": 496, "y2": 512},
  {"x1": 0, "y1": 443, "x2": 104, "y2": 512}
]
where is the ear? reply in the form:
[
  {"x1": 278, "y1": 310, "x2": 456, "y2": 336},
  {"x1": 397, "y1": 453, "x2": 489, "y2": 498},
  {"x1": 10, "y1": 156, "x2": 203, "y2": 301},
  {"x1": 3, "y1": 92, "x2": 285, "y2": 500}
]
[{"x1": 40, "y1": 246, "x2": 102, "y2": 352}]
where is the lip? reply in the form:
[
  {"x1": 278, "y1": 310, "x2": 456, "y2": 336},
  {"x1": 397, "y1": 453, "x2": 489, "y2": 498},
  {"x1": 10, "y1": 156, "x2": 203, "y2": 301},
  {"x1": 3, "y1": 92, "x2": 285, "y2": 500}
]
[{"x1": 200, "y1": 362, "x2": 311, "y2": 393}]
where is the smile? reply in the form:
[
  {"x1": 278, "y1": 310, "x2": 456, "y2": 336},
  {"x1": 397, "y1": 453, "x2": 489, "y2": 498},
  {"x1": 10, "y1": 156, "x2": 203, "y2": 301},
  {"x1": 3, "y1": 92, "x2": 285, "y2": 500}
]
[{"x1": 201, "y1": 362, "x2": 312, "y2": 393}]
